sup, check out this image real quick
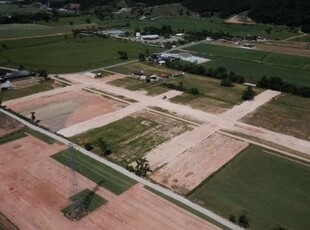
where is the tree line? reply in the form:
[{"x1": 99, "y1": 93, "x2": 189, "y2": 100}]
[{"x1": 165, "y1": 60, "x2": 310, "y2": 98}]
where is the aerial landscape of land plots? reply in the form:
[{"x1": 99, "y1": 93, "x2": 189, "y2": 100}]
[
  {"x1": 0, "y1": 113, "x2": 220, "y2": 230},
  {"x1": 1, "y1": 1, "x2": 310, "y2": 229}
]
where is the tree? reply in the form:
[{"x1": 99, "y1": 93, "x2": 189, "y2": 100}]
[
  {"x1": 84, "y1": 143, "x2": 93, "y2": 151},
  {"x1": 97, "y1": 138, "x2": 112, "y2": 156},
  {"x1": 85, "y1": 18, "x2": 91, "y2": 24},
  {"x1": 229, "y1": 214, "x2": 236, "y2": 223},
  {"x1": 134, "y1": 157, "x2": 152, "y2": 177},
  {"x1": 138, "y1": 53, "x2": 146, "y2": 61},
  {"x1": 69, "y1": 21, "x2": 74, "y2": 26},
  {"x1": 18, "y1": 65, "x2": 25, "y2": 71},
  {"x1": 118, "y1": 51, "x2": 128, "y2": 60},
  {"x1": 31, "y1": 112, "x2": 36, "y2": 122},
  {"x1": 238, "y1": 212, "x2": 250, "y2": 228},
  {"x1": 242, "y1": 86, "x2": 255, "y2": 100},
  {"x1": 220, "y1": 78, "x2": 233, "y2": 87}
]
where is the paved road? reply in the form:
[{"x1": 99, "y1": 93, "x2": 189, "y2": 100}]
[{"x1": 0, "y1": 108, "x2": 241, "y2": 230}]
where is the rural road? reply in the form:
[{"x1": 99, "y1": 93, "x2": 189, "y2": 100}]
[{"x1": 0, "y1": 108, "x2": 241, "y2": 230}]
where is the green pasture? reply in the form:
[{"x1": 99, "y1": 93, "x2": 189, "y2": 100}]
[
  {"x1": 0, "y1": 35, "x2": 162, "y2": 73},
  {"x1": 52, "y1": 149, "x2": 136, "y2": 195},
  {"x1": 189, "y1": 145, "x2": 310, "y2": 230}
]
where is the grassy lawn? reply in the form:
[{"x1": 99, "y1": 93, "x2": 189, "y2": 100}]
[
  {"x1": 52, "y1": 149, "x2": 136, "y2": 195},
  {"x1": 0, "y1": 36, "x2": 162, "y2": 73},
  {"x1": 0, "y1": 131, "x2": 27, "y2": 145},
  {"x1": 185, "y1": 43, "x2": 310, "y2": 87},
  {"x1": 189, "y1": 145, "x2": 310, "y2": 230},
  {"x1": 0, "y1": 80, "x2": 61, "y2": 101},
  {"x1": 242, "y1": 94, "x2": 310, "y2": 141},
  {"x1": 70, "y1": 112, "x2": 192, "y2": 166},
  {"x1": 62, "y1": 189, "x2": 107, "y2": 218}
]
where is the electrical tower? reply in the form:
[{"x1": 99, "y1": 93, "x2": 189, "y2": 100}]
[{"x1": 66, "y1": 143, "x2": 86, "y2": 221}]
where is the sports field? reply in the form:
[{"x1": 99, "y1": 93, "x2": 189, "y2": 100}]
[
  {"x1": 185, "y1": 43, "x2": 310, "y2": 87},
  {"x1": 71, "y1": 110, "x2": 193, "y2": 166},
  {"x1": 188, "y1": 145, "x2": 310, "y2": 230},
  {"x1": 0, "y1": 36, "x2": 162, "y2": 73},
  {"x1": 242, "y1": 94, "x2": 310, "y2": 141}
]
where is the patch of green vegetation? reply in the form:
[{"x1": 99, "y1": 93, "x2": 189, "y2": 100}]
[
  {"x1": 291, "y1": 35, "x2": 310, "y2": 42},
  {"x1": 0, "y1": 80, "x2": 58, "y2": 101},
  {"x1": 145, "y1": 186, "x2": 230, "y2": 230},
  {"x1": 0, "y1": 131, "x2": 27, "y2": 145},
  {"x1": 52, "y1": 149, "x2": 136, "y2": 195},
  {"x1": 0, "y1": 36, "x2": 162, "y2": 73},
  {"x1": 26, "y1": 129, "x2": 55, "y2": 144},
  {"x1": 188, "y1": 145, "x2": 310, "y2": 230},
  {"x1": 242, "y1": 94, "x2": 310, "y2": 141},
  {"x1": 202, "y1": 55, "x2": 310, "y2": 87},
  {"x1": 71, "y1": 113, "x2": 191, "y2": 165},
  {"x1": 62, "y1": 189, "x2": 107, "y2": 216}
]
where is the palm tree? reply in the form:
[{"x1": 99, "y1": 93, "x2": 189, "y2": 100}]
[{"x1": 30, "y1": 112, "x2": 36, "y2": 122}]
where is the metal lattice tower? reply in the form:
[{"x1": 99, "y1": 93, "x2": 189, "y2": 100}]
[{"x1": 66, "y1": 143, "x2": 86, "y2": 221}]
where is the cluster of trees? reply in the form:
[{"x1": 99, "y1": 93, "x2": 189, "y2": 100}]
[
  {"x1": 84, "y1": 138, "x2": 112, "y2": 156},
  {"x1": 165, "y1": 60, "x2": 310, "y2": 98},
  {"x1": 166, "y1": 60, "x2": 245, "y2": 83},
  {"x1": 229, "y1": 212, "x2": 250, "y2": 228},
  {"x1": 257, "y1": 76, "x2": 310, "y2": 98},
  {"x1": 0, "y1": 12, "x2": 51, "y2": 24},
  {"x1": 185, "y1": 30, "x2": 232, "y2": 42},
  {"x1": 139, "y1": 25, "x2": 173, "y2": 36},
  {"x1": 126, "y1": 157, "x2": 152, "y2": 177},
  {"x1": 162, "y1": 81, "x2": 200, "y2": 95}
]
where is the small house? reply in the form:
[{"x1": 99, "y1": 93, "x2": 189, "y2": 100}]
[{"x1": 1, "y1": 80, "x2": 14, "y2": 91}]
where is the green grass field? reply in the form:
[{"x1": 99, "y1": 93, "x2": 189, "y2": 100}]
[
  {"x1": 185, "y1": 43, "x2": 310, "y2": 87},
  {"x1": 242, "y1": 94, "x2": 310, "y2": 141},
  {"x1": 0, "y1": 80, "x2": 61, "y2": 101},
  {"x1": 71, "y1": 112, "x2": 192, "y2": 166},
  {"x1": 0, "y1": 36, "x2": 162, "y2": 73},
  {"x1": 0, "y1": 131, "x2": 27, "y2": 145},
  {"x1": 52, "y1": 149, "x2": 136, "y2": 195},
  {"x1": 291, "y1": 35, "x2": 310, "y2": 42},
  {"x1": 189, "y1": 145, "x2": 310, "y2": 230},
  {"x1": 101, "y1": 17, "x2": 297, "y2": 40},
  {"x1": 62, "y1": 189, "x2": 107, "y2": 217}
]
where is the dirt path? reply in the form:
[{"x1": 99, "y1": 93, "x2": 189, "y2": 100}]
[
  {"x1": 58, "y1": 103, "x2": 144, "y2": 137},
  {"x1": 284, "y1": 32, "x2": 308, "y2": 41}
]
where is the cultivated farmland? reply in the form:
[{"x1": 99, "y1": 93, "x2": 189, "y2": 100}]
[
  {"x1": 188, "y1": 145, "x2": 310, "y2": 230},
  {"x1": 151, "y1": 133, "x2": 249, "y2": 194},
  {"x1": 0, "y1": 36, "x2": 162, "y2": 73},
  {"x1": 242, "y1": 94, "x2": 310, "y2": 141},
  {"x1": 71, "y1": 110, "x2": 193, "y2": 166},
  {"x1": 7, "y1": 89, "x2": 126, "y2": 132},
  {"x1": 185, "y1": 43, "x2": 310, "y2": 87}
]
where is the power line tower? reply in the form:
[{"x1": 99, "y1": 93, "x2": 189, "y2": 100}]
[{"x1": 66, "y1": 143, "x2": 86, "y2": 221}]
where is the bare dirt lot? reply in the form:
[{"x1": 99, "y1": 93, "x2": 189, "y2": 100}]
[
  {"x1": 7, "y1": 89, "x2": 126, "y2": 132},
  {"x1": 151, "y1": 133, "x2": 249, "y2": 195},
  {"x1": 0, "y1": 135, "x2": 217, "y2": 230},
  {"x1": 0, "y1": 112, "x2": 24, "y2": 138}
]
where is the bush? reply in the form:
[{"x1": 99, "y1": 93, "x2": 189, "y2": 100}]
[
  {"x1": 188, "y1": 87, "x2": 200, "y2": 95},
  {"x1": 126, "y1": 165, "x2": 135, "y2": 172},
  {"x1": 229, "y1": 214, "x2": 236, "y2": 223},
  {"x1": 84, "y1": 143, "x2": 93, "y2": 151},
  {"x1": 242, "y1": 86, "x2": 255, "y2": 100},
  {"x1": 220, "y1": 78, "x2": 234, "y2": 87},
  {"x1": 238, "y1": 213, "x2": 250, "y2": 228}
]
